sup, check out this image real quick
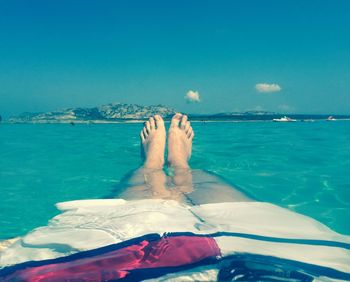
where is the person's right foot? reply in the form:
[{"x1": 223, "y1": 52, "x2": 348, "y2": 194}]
[
  {"x1": 140, "y1": 115, "x2": 166, "y2": 169},
  {"x1": 167, "y1": 113, "x2": 194, "y2": 168}
]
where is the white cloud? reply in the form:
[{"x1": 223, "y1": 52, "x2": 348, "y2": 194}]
[
  {"x1": 185, "y1": 90, "x2": 201, "y2": 103},
  {"x1": 255, "y1": 83, "x2": 282, "y2": 93}
]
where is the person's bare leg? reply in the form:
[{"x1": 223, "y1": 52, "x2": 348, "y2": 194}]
[
  {"x1": 118, "y1": 115, "x2": 181, "y2": 201},
  {"x1": 167, "y1": 113, "x2": 253, "y2": 204},
  {"x1": 119, "y1": 114, "x2": 252, "y2": 203},
  {"x1": 167, "y1": 114, "x2": 194, "y2": 195},
  {"x1": 119, "y1": 167, "x2": 175, "y2": 200},
  {"x1": 167, "y1": 113, "x2": 193, "y2": 169},
  {"x1": 186, "y1": 170, "x2": 254, "y2": 204},
  {"x1": 141, "y1": 115, "x2": 165, "y2": 169}
]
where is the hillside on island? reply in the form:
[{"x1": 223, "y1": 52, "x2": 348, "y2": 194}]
[
  {"x1": 6, "y1": 103, "x2": 350, "y2": 123},
  {"x1": 8, "y1": 103, "x2": 176, "y2": 123}
]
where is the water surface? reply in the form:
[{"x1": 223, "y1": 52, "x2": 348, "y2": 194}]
[{"x1": 0, "y1": 121, "x2": 349, "y2": 239}]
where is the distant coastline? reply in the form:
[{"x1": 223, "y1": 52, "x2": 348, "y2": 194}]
[{"x1": 3, "y1": 103, "x2": 350, "y2": 124}]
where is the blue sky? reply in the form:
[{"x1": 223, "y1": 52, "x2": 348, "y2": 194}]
[{"x1": 0, "y1": 0, "x2": 349, "y2": 117}]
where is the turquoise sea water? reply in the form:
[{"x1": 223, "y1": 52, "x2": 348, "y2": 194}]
[{"x1": 0, "y1": 122, "x2": 349, "y2": 240}]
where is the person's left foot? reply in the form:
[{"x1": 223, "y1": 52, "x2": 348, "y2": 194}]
[
  {"x1": 140, "y1": 115, "x2": 166, "y2": 169},
  {"x1": 167, "y1": 113, "x2": 194, "y2": 169}
]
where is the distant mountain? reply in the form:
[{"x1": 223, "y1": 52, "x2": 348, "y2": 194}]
[{"x1": 8, "y1": 103, "x2": 176, "y2": 123}]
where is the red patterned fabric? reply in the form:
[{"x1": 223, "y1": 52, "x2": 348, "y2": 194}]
[{"x1": 3, "y1": 236, "x2": 220, "y2": 281}]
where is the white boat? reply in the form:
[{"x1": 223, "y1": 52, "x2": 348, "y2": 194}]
[
  {"x1": 327, "y1": 116, "x2": 337, "y2": 121},
  {"x1": 273, "y1": 116, "x2": 297, "y2": 122}
]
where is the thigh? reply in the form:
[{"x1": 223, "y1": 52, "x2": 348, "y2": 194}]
[{"x1": 184, "y1": 170, "x2": 254, "y2": 205}]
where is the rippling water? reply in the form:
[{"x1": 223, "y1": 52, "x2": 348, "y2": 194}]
[{"x1": 0, "y1": 121, "x2": 349, "y2": 239}]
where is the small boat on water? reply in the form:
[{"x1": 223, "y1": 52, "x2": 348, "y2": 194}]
[
  {"x1": 327, "y1": 115, "x2": 337, "y2": 121},
  {"x1": 273, "y1": 116, "x2": 297, "y2": 122}
]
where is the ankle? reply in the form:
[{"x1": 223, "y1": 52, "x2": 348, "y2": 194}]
[
  {"x1": 144, "y1": 156, "x2": 164, "y2": 169},
  {"x1": 167, "y1": 159, "x2": 189, "y2": 169}
]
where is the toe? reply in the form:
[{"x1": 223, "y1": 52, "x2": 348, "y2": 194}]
[
  {"x1": 180, "y1": 115, "x2": 188, "y2": 129},
  {"x1": 187, "y1": 127, "x2": 193, "y2": 138},
  {"x1": 154, "y1": 115, "x2": 165, "y2": 129},
  {"x1": 189, "y1": 130, "x2": 194, "y2": 140},
  {"x1": 184, "y1": 122, "x2": 191, "y2": 133},
  {"x1": 145, "y1": 121, "x2": 151, "y2": 133},
  {"x1": 140, "y1": 131, "x2": 145, "y2": 142},
  {"x1": 170, "y1": 113, "x2": 182, "y2": 128},
  {"x1": 149, "y1": 117, "x2": 155, "y2": 130},
  {"x1": 143, "y1": 127, "x2": 148, "y2": 138}
]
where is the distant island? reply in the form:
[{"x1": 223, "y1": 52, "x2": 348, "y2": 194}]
[
  {"x1": 7, "y1": 103, "x2": 176, "y2": 123},
  {"x1": 4, "y1": 103, "x2": 350, "y2": 123}
]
